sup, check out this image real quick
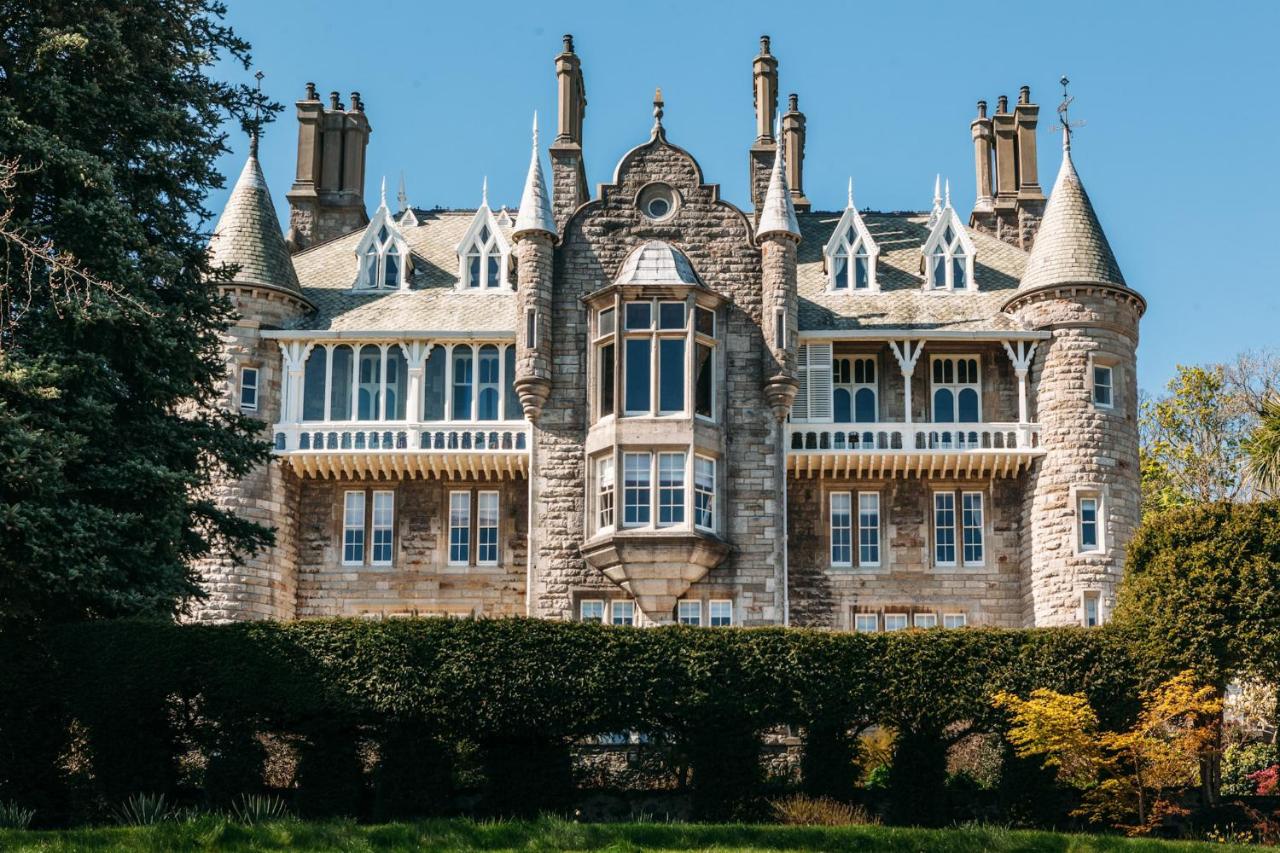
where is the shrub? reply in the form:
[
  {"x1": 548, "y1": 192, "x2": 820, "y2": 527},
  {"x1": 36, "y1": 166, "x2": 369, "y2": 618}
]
[
  {"x1": 770, "y1": 794, "x2": 877, "y2": 826},
  {"x1": 1223, "y1": 742, "x2": 1276, "y2": 796},
  {"x1": 231, "y1": 793, "x2": 292, "y2": 824},
  {"x1": 0, "y1": 800, "x2": 35, "y2": 830},
  {"x1": 113, "y1": 792, "x2": 171, "y2": 826}
]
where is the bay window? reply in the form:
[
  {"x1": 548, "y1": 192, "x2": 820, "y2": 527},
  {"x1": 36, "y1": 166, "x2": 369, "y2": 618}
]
[
  {"x1": 623, "y1": 452, "x2": 651, "y2": 527},
  {"x1": 657, "y1": 452, "x2": 686, "y2": 526},
  {"x1": 597, "y1": 456, "x2": 615, "y2": 531},
  {"x1": 694, "y1": 456, "x2": 715, "y2": 530},
  {"x1": 595, "y1": 298, "x2": 717, "y2": 421},
  {"x1": 604, "y1": 450, "x2": 718, "y2": 535}
]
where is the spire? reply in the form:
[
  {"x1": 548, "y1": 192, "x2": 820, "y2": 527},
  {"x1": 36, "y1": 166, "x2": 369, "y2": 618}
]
[
  {"x1": 481, "y1": 176, "x2": 489, "y2": 209},
  {"x1": 847, "y1": 176, "x2": 854, "y2": 209},
  {"x1": 944, "y1": 178, "x2": 951, "y2": 208},
  {"x1": 378, "y1": 176, "x2": 387, "y2": 210},
  {"x1": 397, "y1": 172, "x2": 408, "y2": 212},
  {"x1": 1017, "y1": 146, "x2": 1125, "y2": 292},
  {"x1": 513, "y1": 111, "x2": 557, "y2": 239},
  {"x1": 208, "y1": 139, "x2": 301, "y2": 295},
  {"x1": 927, "y1": 174, "x2": 944, "y2": 227},
  {"x1": 755, "y1": 114, "x2": 800, "y2": 242}
]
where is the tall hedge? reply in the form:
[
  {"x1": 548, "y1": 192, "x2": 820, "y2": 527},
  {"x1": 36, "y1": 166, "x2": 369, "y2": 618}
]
[{"x1": 0, "y1": 619, "x2": 1145, "y2": 825}]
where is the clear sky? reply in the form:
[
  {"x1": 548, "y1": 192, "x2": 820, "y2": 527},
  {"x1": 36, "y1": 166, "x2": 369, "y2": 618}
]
[{"x1": 210, "y1": 0, "x2": 1279, "y2": 394}]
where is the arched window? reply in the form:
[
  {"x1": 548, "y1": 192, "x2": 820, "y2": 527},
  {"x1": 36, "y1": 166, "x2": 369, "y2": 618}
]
[
  {"x1": 477, "y1": 344, "x2": 500, "y2": 420},
  {"x1": 329, "y1": 345, "x2": 354, "y2": 420},
  {"x1": 823, "y1": 197, "x2": 878, "y2": 293},
  {"x1": 302, "y1": 347, "x2": 327, "y2": 421},
  {"x1": 504, "y1": 346, "x2": 520, "y2": 421},
  {"x1": 423, "y1": 346, "x2": 446, "y2": 421},
  {"x1": 452, "y1": 346, "x2": 474, "y2": 420},
  {"x1": 385, "y1": 346, "x2": 407, "y2": 420},
  {"x1": 922, "y1": 207, "x2": 976, "y2": 291},
  {"x1": 832, "y1": 356, "x2": 878, "y2": 424},
  {"x1": 458, "y1": 211, "x2": 511, "y2": 290},
  {"x1": 931, "y1": 356, "x2": 981, "y2": 423},
  {"x1": 356, "y1": 218, "x2": 408, "y2": 290},
  {"x1": 855, "y1": 388, "x2": 877, "y2": 423},
  {"x1": 933, "y1": 388, "x2": 955, "y2": 422},
  {"x1": 834, "y1": 388, "x2": 852, "y2": 422},
  {"x1": 357, "y1": 345, "x2": 382, "y2": 420}
]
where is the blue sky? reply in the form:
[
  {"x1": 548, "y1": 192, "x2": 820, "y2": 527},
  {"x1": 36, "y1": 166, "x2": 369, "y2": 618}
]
[{"x1": 211, "y1": 0, "x2": 1279, "y2": 394}]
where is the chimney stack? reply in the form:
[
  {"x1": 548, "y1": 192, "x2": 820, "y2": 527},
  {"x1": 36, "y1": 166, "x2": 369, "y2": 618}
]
[
  {"x1": 749, "y1": 35, "x2": 780, "y2": 210},
  {"x1": 782, "y1": 93, "x2": 810, "y2": 212},
  {"x1": 970, "y1": 85, "x2": 1047, "y2": 250},
  {"x1": 549, "y1": 34, "x2": 588, "y2": 228},
  {"x1": 286, "y1": 82, "x2": 370, "y2": 251}
]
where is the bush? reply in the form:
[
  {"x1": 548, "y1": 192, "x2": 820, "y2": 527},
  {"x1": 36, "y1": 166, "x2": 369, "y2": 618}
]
[
  {"x1": 1223, "y1": 743, "x2": 1277, "y2": 797},
  {"x1": 771, "y1": 794, "x2": 877, "y2": 826},
  {"x1": 0, "y1": 619, "x2": 1145, "y2": 827}
]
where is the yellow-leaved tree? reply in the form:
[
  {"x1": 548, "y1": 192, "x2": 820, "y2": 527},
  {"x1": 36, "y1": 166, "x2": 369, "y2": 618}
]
[{"x1": 994, "y1": 671, "x2": 1221, "y2": 835}]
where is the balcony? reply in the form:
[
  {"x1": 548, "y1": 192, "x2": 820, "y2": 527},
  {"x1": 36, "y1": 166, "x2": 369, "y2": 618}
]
[
  {"x1": 786, "y1": 422, "x2": 1043, "y2": 479},
  {"x1": 273, "y1": 421, "x2": 530, "y2": 480}
]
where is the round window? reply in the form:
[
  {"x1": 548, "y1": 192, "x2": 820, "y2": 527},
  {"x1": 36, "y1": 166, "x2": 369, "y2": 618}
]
[{"x1": 637, "y1": 183, "x2": 678, "y2": 222}]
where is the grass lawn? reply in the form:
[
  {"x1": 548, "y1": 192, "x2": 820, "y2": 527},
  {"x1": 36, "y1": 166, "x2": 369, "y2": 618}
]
[{"x1": 0, "y1": 817, "x2": 1262, "y2": 852}]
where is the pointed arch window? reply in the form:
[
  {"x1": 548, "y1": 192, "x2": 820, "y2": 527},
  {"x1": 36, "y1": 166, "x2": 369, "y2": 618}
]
[
  {"x1": 922, "y1": 210, "x2": 976, "y2": 291},
  {"x1": 458, "y1": 209, "x2": 512, "y2": 290},
  {"x1": 355, "y1": 213, "x2": 410, "y2": 290},
  {"x1": 823, "y1": 201, "x2": 879, "y2": 293}
]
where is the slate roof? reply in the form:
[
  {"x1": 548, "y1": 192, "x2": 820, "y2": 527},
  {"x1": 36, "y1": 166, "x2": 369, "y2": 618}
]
[
  {"x1": 283, "y1": 208, "x2": 1031, "y2": 336},
  {"x1": 208, "y1": 151, "x2": 301, "y2": 295},
  {"x1": 1018, "y1": 148, "x2": 1126, "y2": 291},
  {"x1": 287, "y1": 210, "x2": 517, "y2": 334},
  {"x1": 615, "y1": 241, "x2": 700, "y2": 285},
  {"x1": 796, "y1": 211, "x2": 1029, "y2": 333}
]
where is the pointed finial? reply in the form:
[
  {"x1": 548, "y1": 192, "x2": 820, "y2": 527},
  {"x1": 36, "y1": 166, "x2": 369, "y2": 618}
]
[
  {"x1": 248, "y1": 70, "x2": 265, "y2": 157},
  {"x1": 397, "y1": 171, "x2": 408, "y2": 211},
  {"x1": 1050, "y1": 75, "x2": 1086, "y2": 153},
  {"x1": 532, "y1": 110, "x2": 539, "y2": 147},
  {"x1": 380, "y1": 176, "x2": 387, "y2": 209},
  {"x1": 847, "y1": 177, "x2": 854, "y2": 209},
  {"x1": 653, "y1": 87, "x2": 664, "y2": 130},
  {"x1": 249, "y1": 129, "x2": 259, "y2": 158},
  {"x1": 933, "y1": 174, "x2": 942, "y2": 206},
  {"x1": 481, "y1": 176, "x2": 489, "y2": 208},
  {"x1": 944, "y1": 179, "x2": 951, "y2": 208}
]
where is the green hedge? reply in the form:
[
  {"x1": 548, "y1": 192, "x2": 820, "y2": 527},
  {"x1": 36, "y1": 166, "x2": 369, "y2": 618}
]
[{"x1": 0, "y1": 619, "x2": 1147, "y2": 825}]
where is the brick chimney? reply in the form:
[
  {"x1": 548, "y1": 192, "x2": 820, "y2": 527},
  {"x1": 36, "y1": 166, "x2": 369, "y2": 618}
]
[
  {"x1": 549, "y1": 34, "x2": 588, "y2": 230},
  {"x1": 748, "y1": 35, "x2": 778, "y2": 211},
  {"x1": 971, "y1": 86, "x2": 1047, "y2": 250},
  {"x1": 782, "y1": 93, "x2": 810, "y2": 212},
  {"x1": 285, "y1": 83, "x2": 370, "y2": 251}
]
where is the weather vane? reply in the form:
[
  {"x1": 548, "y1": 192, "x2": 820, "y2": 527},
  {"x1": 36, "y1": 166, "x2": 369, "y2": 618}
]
[
  {"x1": 1049, "y1": 74, "x2": 1086, "y2": 149},
  {"x1": 249, "y1": 70, "x2": 265, "y2": 154}
]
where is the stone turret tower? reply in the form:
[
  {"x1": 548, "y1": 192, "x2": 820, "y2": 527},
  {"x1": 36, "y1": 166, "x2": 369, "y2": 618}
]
[
  {"x1": 512, "y1": 114, "x2": 557, "y2": 422},
  {"x1": 192, "y1": 133, "x2": 311, "y2": 622},
  {"x1": 756, "y1": 122, "x2": 801, "y2": 421},
  {"x1": 285, "y1": 84, "x2": 371, "y2": 251},
  {"x1": 1006, "y1": 128, "x2": 1144, "y2": 627}
]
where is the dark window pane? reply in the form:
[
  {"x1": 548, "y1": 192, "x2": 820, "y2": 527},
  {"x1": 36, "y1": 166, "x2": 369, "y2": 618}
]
[
  {"x1": 487, "y1": 254, "x2": 500, "y2": 287},
  {"x1": 386, "y1": 346, "x2": 408, "y2": 420},
  {"x1": 599, "y1": 308, "x2": 616, "y2": 336},
  {"x1": 934, "y1": 388, "x2": 955, "y2": 422},
  {"x1": 832, "y1": 252, "x2": 848, "y2": 289},
  {"x1": 624, "y1": 338, "x2": 651, "y2": 413},
  {"x1": 659, "y1": 302, "x2": 685, "y2": 329},
  {"x1": 625, "y1": 302, "x2": 651, "y2": 330},
  {"x1": 330, "y1": 345, "x2": 353, "y2": 420},
  {"x1": 600, "y1": 343, "x2": 615, "y2": 418},
  {"x1": 504, "y1": 346, "x2": 519, "y2": 420},
  {"x1": 424, "y1": 346, "x2": 446, "y2": 420},
  {"x1": 952, "y1": 258, "x2": 966, "y2": 289},
  {"x1": 694, "y1": 343, "x2": 713, "y2": 418},
  {"x1": 958, "y1": 388, "x2": 980, "y2": 422},
  {"x1": 659, "y1": 338, "x2": 685, "y2": 412},
  {"x1": 834, "y1": 388, "x2": 851, "y2": 423},
  {"x1": 468, "y1": 254, "x2": 480, "y2": 288},
  {"x1": 303, "y1": 347, "x2": 328, "y2": 421},
  {"x1": 357, "y1": 345, "x2": 381, "y2": 420},
  {"x1": 855, "y1": 256, "x2": 868, "y2": 289},
  {"x1": 695, "y1": 307, "x2": 714, "y2": 337},
  {"x1": 453, "y1": 347, "x2": 473, "y2": 419},
  {"x1": 855, "y1": 388, "x2": 877, "y2": 422},
  {"x1": 384, "y1": 248, "x2": 399, "y2": 287}
]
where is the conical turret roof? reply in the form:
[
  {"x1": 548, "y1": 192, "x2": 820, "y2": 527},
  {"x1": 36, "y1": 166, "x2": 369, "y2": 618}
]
[
  {"x1": 755, "y1": 137, "x2": 800, "y2": 242},
  {"x1": 208, "y1": 141, "x2": 301, "y2": 295},
  {"x1": 513, "y1": 113, "x2": 557, "y2": 240},
  {"x1": 1018, "y1": 147, "x2": 1125, "y2": 291}
]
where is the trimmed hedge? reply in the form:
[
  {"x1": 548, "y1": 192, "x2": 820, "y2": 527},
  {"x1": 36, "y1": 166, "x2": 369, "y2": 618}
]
[{"x1": 0, "y1": 619, "x2": 1148, "y2": 825}]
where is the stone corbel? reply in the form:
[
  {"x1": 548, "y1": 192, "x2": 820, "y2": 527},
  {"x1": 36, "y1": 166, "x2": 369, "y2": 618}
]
[{"x1": 888, "y1": 339, "x2": 925, "y2": 425}]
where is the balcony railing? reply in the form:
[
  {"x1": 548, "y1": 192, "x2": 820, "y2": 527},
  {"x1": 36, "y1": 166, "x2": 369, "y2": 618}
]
[
  {"x1": 786, "y1": 421, "x2": 1043, "y2": 479},
  {"x1": 273, "y1": 420, "x2": 530, "y2": 480}
]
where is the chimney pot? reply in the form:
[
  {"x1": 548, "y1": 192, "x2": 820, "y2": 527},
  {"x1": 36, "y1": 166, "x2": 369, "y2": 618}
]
[
  {"x1": 1019, "y1": 85, "x2": 1030, "y2": 104},
  {"x1": 760, "y1": 35, "x2": 771, "y2": 55},
  {"x1": 305, "y1": 81, "x2": 317, "y2": 101},
  {"x1": 977, "y1": 99, "x2": 987, "y2": 118},
  {"x1": 997, "y1": 95, "x2": 1009, "y2": 114},
  {"x1": 787, "y1": 93, "x2": 798, "y2": 112},
  {"x1": 329, "y1": 91, "x2": 340, "y2": 110},
  {"x1": 350, "y1": 91, "x2": 362, "y2": 112},
  {"x1": 563, "y1": 33, "x2": 574, "y2": 53}
]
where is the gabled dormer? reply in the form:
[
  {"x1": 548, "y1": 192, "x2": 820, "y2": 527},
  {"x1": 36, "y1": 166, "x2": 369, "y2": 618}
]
[
  {"x1": 823, "y1": 178, "x2": 880, "y2": 293},
  {"x1": 456, "y1": 179, "x2": 513, "y2": 291},
  {"x1": 353, "y1": 179, "x2": 410, "y2": 290},
  {"x1": 921, "y1": 177, "x2": 977, "y2": 291}
]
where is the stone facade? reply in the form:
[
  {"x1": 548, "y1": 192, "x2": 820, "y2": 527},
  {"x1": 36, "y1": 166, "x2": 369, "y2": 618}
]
[{"x1": 193, "y1": 35, "x2": 1143, "y2": 631}]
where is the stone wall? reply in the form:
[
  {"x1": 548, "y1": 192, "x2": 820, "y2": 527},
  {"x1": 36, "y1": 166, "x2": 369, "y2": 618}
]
[
  {"x1": 295, "y1": 475, "x2": 528, "y2": 617},
  {"x1": 787, "y1": 474, "x2": 1026, "y2": 629}
]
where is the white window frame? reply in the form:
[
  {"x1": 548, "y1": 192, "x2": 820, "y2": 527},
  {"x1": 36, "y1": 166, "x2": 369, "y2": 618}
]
[
  {"x1": 476, "y1": 490, "x2": 499, "y2": 566},
  {"x1": 858, "y1": 491, "x2": 881, "y2": 567},
  {"x1": 622, "y1": 298, "x2": 690, "y2": 418},
  {"x1": 921, "y1": 208, "x2": 976, "y2": 292},
  {"x1": 456, "y1": 206, "x2": 512, "y2": 291},
  {"x1": 961, "y1": 490, "x2": 985, "y2": 567},
  {"x1": 239, "y1": 366, "x2": 259, "y2": 411},
  {"x1": 354, "y1": 207, "x2": 410, "y2": 290},
  {"x1": 853, "y1": 612, "x2": 879, "y2": 633},
  {"x1": 709, "y1": 599, "x2": 733, "y2": 627},
  {"x1": 884, "y1": 613, "x2": 909, "y2": 632},
  {"x1": 929, "y1": 355, "x2": 983, "y2": 423},
  {"x1": 580, "y1": 599, "x2": 605, "y2": 623},
  {"x1": 833, "y1": 356, "x2": 878, "y2": 424},
  {"x1": 656, "y1": 451, "x2": 687, "y2": 527},
  {"x1": 933, "y1": 491, "x2": 957, "y2": 568},
  {"x1": 677, "y1": 600, "x2": 702, "y2": 626},
  {"x1": 1082, "y1": 590, "x2": 1103, "y2": 628},
  {"x1": 943, "y1": 613, "x2": 968, "y2": 629},
  {"x1": 448, "y1": 490, "x2": 471, "y2": 566},
  {"x1": 370, "y1": 490, "x2": 394, "y2": 566},
  {"x1": 622, "y1": 451, "x2": 653, "y2": 528},
  {"x1": 693, "y1": 306, "x2": 717, "y2": 423},
  {"x1": 830, "y1": 491, "x2": 853, "y2": 568},
  {"x1": 823, "y1": 205, "x2": 880, "y2": 293},
  {"x1": 610, "y1": 600, "x2": 635, "y2": 626},
  {"x1": 342, "y1": 490, "x2": 366, "y2": 566},
  {"x1": 914, "y1": 613, "x2": 938, "y2": 629},
  {"x1": 694, "y1": 455, "x2": 716, "y2": 532},
  {"x1": 1076, "y1": 490, "x2": 1105, "y2": 554},
  {"x1": 596, "y1": 455, "x2": 616, "y2": 533},
  {"x1": 1091, "y1": 360, "x2": 1115, "y2": 410}
]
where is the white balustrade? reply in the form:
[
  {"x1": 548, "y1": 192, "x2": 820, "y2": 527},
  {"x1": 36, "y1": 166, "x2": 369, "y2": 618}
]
[
  {"x1": 273, "y1": 420, "x2": 530, "y2": 455},
  {"x1": 787, "y1": 421, "x2": 1041, "y2": 453}
]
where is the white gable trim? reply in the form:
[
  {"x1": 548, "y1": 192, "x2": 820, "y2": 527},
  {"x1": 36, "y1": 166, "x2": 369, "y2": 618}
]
[
  {"x1": 920, "y1": 206, "x2": 977, "y2": 292},
  {"x1": 822, "y1": 205, "x2": 880, "y2": 294},
  {"x1": 353, "y1": 203, "x2": 411, "y2": 291},
  {"x1": 455, "y1": 205, "x2": 513, "y2": 292}
]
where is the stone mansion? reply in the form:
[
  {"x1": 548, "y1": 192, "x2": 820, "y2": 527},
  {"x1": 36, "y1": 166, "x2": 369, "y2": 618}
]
[{"x1": 197, "y1": 35, "x2": 1144, "y2": 630}]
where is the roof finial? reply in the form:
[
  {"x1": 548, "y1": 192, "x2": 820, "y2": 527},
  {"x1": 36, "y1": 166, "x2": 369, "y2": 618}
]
[
  {"x1": 380, "y1": 175, "x2": 387, "y2": 209},
  {"x1": 397, "y1": 172, "x2": 408, "y2": 212},
  {"x1": 933, "y1": 174, "x2": 942, "y2": 207},
  {"x1": 1050, "y1": 75, "x2": 1086, "y2": 153},
  {"x1": 248, "y1": 69, "x2": 265, "y2": 157},
  {"x1": 532, "y1": 110, "x2": 539, "y2": 147},
  {"x1": 653, "y1": 87, "x2": 664, "y2": 131},
  {"x1": 847, "y1": 176, "x2": 854, "y2": 209},
  {"x1": 944, "y1": 178, "x2": 951, "y2": 208}
]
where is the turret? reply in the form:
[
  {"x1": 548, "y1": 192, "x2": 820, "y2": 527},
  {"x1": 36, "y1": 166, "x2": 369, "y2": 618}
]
[
  {"x1": 549, "y1": 35, "x2": 588, "y2": 229},
  {"x1": 512, "y1": 113, "x2": 557, "y2": 423},
  {"x1": 755, "y1": 121, "x2": 801, "y2": 421},
  {"x1": 193, "y1": 132, "x2": 311, "y2": 622},
  {"x1": 1004, "y1": 120, "x2": 1145, "y2": 628},
  {"x1": 285, "y1": 83, "x2": 371, "y2": 250}
]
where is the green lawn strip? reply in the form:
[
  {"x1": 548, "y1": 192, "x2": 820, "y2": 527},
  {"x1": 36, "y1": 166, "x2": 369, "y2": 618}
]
[{"x1": 0, "y1": 818, "x2": 1260, "y2": 852}]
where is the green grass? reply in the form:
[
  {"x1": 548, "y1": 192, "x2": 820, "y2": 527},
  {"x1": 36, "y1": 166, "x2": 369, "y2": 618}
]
[{"x1": 0, "y1": 817, "x2": 1262, "y2": 852}]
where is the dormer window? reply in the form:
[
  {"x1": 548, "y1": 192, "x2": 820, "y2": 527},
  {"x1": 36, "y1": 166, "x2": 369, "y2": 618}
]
[
  {"x1": 823, "y1": 182, "x2": 879, "y2": 293},
  {"x1": 921, "y1": 198, "x2": 976, "y2": 292},
  {"x1": 457, "y1": 202, "x2": 512, "y2": 291},
  {"x1": 354, "y1": 191, "x2": 410, "y2": 290}
]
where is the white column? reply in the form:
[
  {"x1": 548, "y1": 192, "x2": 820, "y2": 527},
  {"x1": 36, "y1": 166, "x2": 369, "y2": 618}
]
[
  {"x1": 322, "y1": 344, "x2": 335, "y2": 421},
  {"x1": 1002, "y1": 340, "x2": 1038, "y2": 447},
  {"x1": 443, "y1": 344, "x2": 455, "y2": 421},
  {"x1": 404, "y1": 341, "x2": 432, "y2": 425},
  {"x1": 279, "y1": 341, "x2": 309, "y2": 425},
  {"x1": 889, "y1": 339, "x2": 925, "y2": 445}
]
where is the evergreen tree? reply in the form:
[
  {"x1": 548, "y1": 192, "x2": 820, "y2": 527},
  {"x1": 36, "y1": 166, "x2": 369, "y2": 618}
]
[{"x1": 0, "y1": 0, "x2": 277, "y2": 624}]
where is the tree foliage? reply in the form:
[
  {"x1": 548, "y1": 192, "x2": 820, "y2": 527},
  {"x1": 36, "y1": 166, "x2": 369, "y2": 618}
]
[
  {"x1": 1114, "y1": 501, "x2": 1280, "y2": 689},
  {"x1": 0, "y1": 0, "x2": 277, "y2": 624}
]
